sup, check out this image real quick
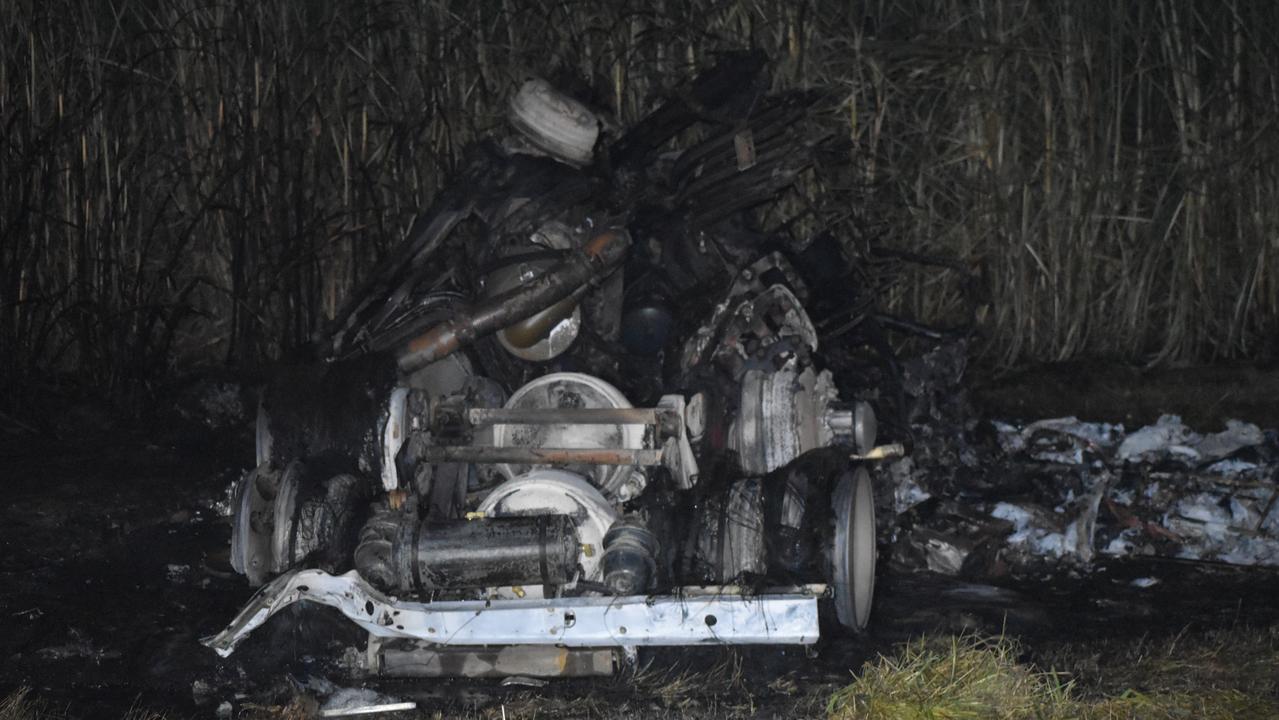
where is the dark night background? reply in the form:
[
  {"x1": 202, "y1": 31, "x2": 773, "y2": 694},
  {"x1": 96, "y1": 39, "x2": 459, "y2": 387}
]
[{"x1": 3, "y1": 1, "x2": 1279, "y2": 719}]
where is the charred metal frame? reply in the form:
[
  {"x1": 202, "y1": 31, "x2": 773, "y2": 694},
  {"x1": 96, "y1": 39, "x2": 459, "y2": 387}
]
[
  {"x1": 215, "y1": 53, "x2": 893, "y2": 670},
  {"x1": 204, "y1": 569, "x2": 821, "y2": 658}
]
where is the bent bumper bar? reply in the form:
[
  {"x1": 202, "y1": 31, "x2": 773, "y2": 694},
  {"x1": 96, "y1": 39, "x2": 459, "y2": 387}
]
[{"x1": 203, "y1": 569, "x2": 820, "y2": 657}]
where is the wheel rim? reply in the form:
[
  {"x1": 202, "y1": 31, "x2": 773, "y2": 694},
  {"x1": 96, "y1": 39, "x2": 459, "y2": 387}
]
[{"x1": 833, "y1": 466, "x2": 876, "y2": 631}]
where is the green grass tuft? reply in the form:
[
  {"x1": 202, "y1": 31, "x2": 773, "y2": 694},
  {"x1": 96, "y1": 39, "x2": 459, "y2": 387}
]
[
  {"x1": 828, "y1": 635, "x2": 1074, "y2": 720},
  {"x1": 828, "y1": 634, "x2": 1279, "y2": 720}
]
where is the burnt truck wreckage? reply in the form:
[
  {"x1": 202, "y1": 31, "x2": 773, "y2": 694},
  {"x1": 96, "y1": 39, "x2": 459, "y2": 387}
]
[{"x1": 205, "y1": 53, "x2": 910, "y2": 677}]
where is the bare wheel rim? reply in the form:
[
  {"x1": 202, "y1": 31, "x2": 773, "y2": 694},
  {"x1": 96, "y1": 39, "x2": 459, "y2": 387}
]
[{"x1": 832, "y1": 466, "x2": 876, "y2": 631}]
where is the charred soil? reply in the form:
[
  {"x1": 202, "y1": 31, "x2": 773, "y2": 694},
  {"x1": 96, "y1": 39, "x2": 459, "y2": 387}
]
[{"x1": 2, "y1": 367, "x2": 1278, "y2": 718}]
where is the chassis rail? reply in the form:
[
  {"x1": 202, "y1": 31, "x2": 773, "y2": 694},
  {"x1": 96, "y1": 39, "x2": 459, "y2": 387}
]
[{"x1": 204, "y1": 569, "x2": 821, "y2": 658}]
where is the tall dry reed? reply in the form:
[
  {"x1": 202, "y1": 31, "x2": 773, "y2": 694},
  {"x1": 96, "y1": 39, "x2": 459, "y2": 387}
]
[{"x1": 2, "y1": 0, "x2": 1276, "y2": 406}]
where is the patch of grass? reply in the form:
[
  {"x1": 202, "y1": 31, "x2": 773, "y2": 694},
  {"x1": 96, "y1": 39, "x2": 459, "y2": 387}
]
[
  {"x1": 0, "y1": 689, "x2": 52, "y2": 720},
  {"x1": 828, "y1": 635, "x2": 1074, "y2": 720},
  {"x1": 828, "y1": 634, "x2": 1279, "y2": 720},
  {"x1": 1088, "y1": 690, "x2": 1278, "y2": 720},
  {"x1": 631, "y1": 650, "x2": 755, "y2": 714},
  {"x1": 0, "y1": 689, "x2": 174, "y2": 720},
  {"x1": 1042, "y1": 624, "x2": 1279, "y2": 703}
]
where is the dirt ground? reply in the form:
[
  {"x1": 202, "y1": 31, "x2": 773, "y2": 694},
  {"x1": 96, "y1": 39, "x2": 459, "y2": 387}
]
[{"x1": 2, "y1": 365, "x2": 1279, "y2": 718}]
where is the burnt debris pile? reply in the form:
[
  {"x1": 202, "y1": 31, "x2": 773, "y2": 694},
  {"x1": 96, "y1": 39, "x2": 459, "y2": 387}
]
[
  {"x1": 885, "y1": 345, "x2": 1279, "y2": 577},
  {"x1": 210, "y1": 53, "x2": 922, "y2": 673},
  {"x1": 207, "y1": 52, "x2": 1279, "y2": 681}
]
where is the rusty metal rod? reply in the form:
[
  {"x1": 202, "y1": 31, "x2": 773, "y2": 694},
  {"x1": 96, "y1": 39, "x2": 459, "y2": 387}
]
[
  {"x1": 397, "y1": 228, "x2": 631, "y2": 372},
  {"x1": 419, "y1": 446, "x2": 663, "y2": 466},
  {"x1": 467, "y1": 407, "x2": 669, "y2": 426},
  {"x1": 849, "y1": 443, "x2": 906, "y2": 462}
]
